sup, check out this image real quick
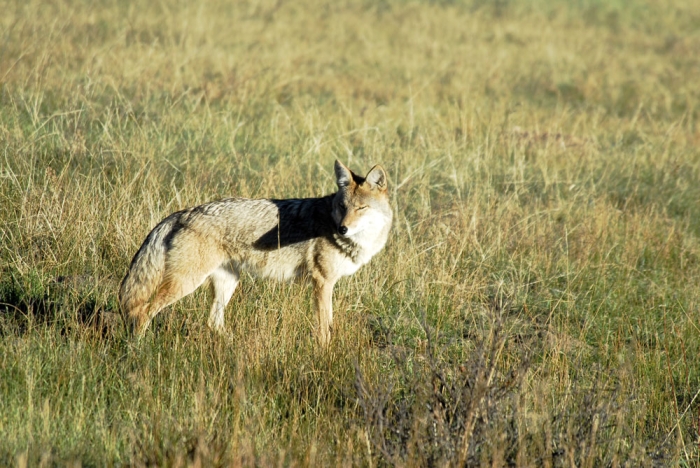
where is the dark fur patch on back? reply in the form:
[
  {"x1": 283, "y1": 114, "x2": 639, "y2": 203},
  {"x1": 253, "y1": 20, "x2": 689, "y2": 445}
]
[{"x1": 252, "y1": 196, "x2": 337, "y2": 250}]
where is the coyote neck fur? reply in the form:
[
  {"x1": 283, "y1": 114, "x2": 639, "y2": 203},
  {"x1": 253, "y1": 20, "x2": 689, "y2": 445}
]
[{"x1": 331, "y1": 232, "x2": 361, "y2": 262}]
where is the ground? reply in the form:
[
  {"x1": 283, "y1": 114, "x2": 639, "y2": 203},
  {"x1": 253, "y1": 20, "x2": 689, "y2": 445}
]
[{"x1": 1, "y1": 0, "x2": 699, "y2": 465}]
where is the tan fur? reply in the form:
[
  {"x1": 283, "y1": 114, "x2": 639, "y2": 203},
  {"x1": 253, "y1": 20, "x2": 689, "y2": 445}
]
[{"x1": 119, "y1": 160, "x2": 392, "y2": 347}]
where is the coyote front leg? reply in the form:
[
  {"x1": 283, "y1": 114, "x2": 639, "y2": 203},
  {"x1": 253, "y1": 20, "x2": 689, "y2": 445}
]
[{"x1": 313, "y1": 274, "x2": 336, "y2": 347}]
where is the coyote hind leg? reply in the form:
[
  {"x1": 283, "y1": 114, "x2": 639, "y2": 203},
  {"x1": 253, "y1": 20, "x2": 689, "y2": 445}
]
[
  {"x1": 207, "y1": 265, "x2": 239, "y2": 332},
  {"x1": 122, "y1": 301, "x2": 152, "y2": 335},
  {"x1": 132, "y1": 273, "x2": 210, "y2": 335}
]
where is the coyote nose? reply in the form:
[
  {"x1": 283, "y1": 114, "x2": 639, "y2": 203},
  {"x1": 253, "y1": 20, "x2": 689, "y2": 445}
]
[{"x1": 338, "y1": 226, "x2": 348, "y2": 236}]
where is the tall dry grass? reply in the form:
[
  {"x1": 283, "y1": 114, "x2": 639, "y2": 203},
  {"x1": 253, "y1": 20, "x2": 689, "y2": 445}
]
[{"x1": 1, "y1": 0, "x2": 700, "y2": 464}]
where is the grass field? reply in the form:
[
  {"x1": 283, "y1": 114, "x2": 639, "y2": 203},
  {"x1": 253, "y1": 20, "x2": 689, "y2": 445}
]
[{"x1": 1, "y1": 0, "x2": 700, "y2": 465}]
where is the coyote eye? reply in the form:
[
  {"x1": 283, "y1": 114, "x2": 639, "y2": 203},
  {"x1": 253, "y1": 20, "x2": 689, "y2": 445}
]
[{"x1": 357, "y1": 205, "x2": 368, "y2": 211}]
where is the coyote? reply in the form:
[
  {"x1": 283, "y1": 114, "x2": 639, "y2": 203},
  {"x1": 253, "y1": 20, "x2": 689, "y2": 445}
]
[{"x1": 119, "y1": 160, "x2": 392, "y2": 346}]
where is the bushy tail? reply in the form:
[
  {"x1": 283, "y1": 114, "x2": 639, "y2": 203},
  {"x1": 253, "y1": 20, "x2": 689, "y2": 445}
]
[{"x1": 119, "y1": 222, "x2": 172, "y2": 320}]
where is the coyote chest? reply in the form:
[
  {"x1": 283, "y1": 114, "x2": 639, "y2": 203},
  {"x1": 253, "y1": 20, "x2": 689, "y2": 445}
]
[{"x1": 119, "y1": 160, "x2": 392, "y2": 347}]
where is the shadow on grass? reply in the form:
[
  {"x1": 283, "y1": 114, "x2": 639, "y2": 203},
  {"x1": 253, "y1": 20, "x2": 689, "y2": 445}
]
[{"x1": 0, "y1": 274, "x2": 120, "y2": 337}]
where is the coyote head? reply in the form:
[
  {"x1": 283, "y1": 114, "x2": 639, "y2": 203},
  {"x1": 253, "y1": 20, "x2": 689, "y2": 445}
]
[{"x1": 332, "y1": 160, "x2": 392, "y2": 238}]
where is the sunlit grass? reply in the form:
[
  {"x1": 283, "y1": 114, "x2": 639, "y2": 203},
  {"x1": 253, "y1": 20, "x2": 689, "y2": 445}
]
[{"x1": 1, "y1": 0, "x2": 699, "y2": 464}]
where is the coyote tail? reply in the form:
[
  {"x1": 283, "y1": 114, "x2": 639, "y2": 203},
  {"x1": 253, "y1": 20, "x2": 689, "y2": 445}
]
[{"x1": 118, "y1": 220, "x2": 172, "y2": 316}]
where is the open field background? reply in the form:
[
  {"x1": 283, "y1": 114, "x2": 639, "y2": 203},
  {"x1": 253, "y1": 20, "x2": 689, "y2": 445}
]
[{"x1": 1, "y1": 0, "x2": 700, "y2": 465}]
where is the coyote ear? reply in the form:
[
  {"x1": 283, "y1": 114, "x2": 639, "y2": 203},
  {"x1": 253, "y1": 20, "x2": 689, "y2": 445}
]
[
  {"x1": 365, "y1": 165, "x2": 387, "y2": 191},
  {"x1": 335, "y1": 160, "x2": 353, "y2": 188}
]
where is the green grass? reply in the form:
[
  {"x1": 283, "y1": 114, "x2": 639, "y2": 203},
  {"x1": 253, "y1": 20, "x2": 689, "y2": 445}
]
[{"x1": 1, "y1": 0, "x2": 700, "y2": 465}]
